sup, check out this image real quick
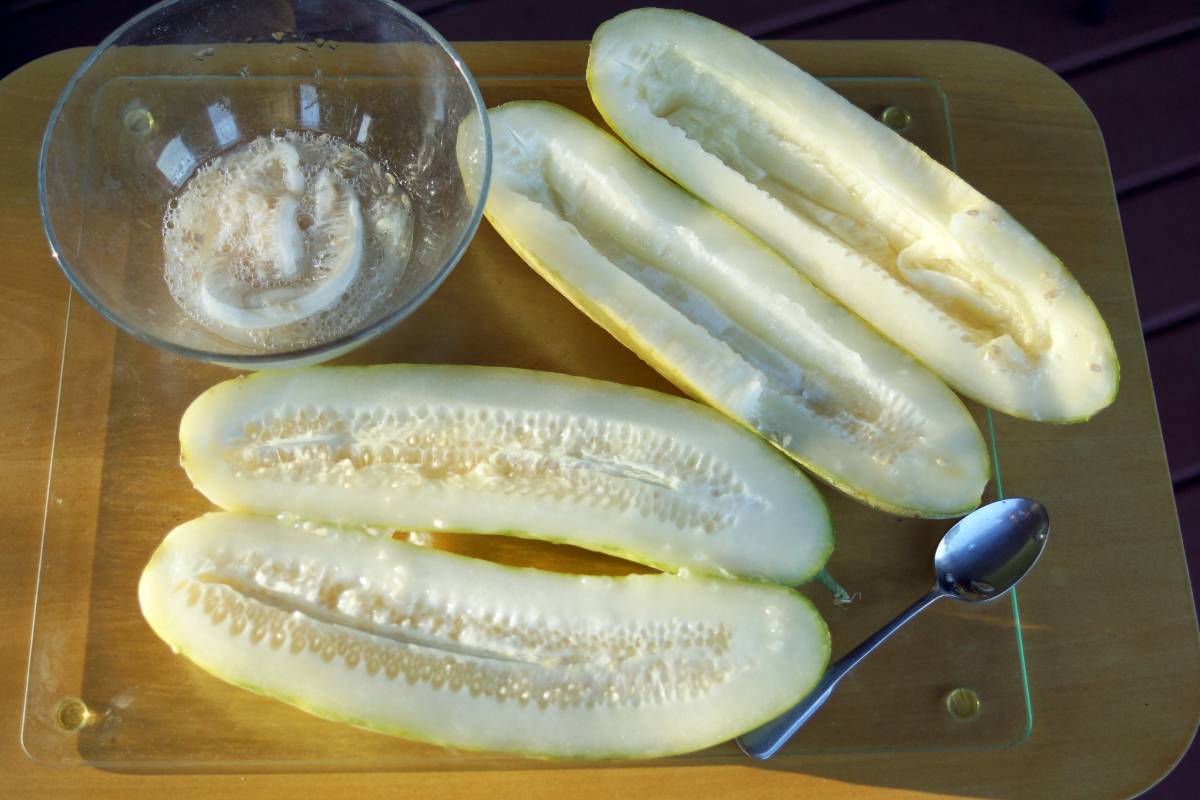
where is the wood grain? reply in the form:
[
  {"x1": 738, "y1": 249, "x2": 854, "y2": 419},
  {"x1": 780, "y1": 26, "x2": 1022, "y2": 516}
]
[
  {"x1": 762, "y1": 0, "x2": 1200, "y2": 66},
  {"x1": 1, "y1": 41, "x2": 1197, "y2": 799},
  {"x1": 1148, "y1": 321, "x2": 1200, "y2": 477},
  {"x1": 1067, "y1": 33, "x2": 1200, "y2": 182},
  {"x1": 1122, "y1": 171, "x2": 1200, "y2": 325}
]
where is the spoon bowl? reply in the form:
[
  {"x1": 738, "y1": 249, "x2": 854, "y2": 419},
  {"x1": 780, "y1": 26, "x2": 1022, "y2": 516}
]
[{"x1": 935, "y1": 497, "x2": 1050, "y2": 602}]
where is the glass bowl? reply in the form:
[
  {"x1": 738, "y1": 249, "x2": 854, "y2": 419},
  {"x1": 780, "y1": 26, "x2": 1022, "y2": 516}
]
[{"x1": 39, "y1": 0, "x2": 492, "y2": 367}]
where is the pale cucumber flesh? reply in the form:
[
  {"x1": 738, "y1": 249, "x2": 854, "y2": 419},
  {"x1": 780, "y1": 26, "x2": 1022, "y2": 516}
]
[
  {"x1": 181, "y1": 365, "x2": 832, "y2": 584},
  {"x1": 588, "y1": 8, "x2": 1118, "y2": 423},
  {"x1": 139, "y1": 513, "x2": 830, "y2": 758},
  {"x1": 477, "y1": 101, "x2": 988, "y2": 517}
]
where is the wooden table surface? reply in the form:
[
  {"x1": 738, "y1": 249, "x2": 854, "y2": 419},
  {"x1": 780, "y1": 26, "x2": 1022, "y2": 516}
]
[{"x1": 2, "y1": 41, "x2": 1197, "y2": 799}]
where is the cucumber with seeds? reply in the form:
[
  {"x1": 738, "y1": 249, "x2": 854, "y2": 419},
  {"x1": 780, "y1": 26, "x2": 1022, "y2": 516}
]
[
  {"x1": 139, "y1": 512, "x2": 830, "y2": 758},
  {"x1": 181, "y1": 365, "x2": 832, "y2": 584}
]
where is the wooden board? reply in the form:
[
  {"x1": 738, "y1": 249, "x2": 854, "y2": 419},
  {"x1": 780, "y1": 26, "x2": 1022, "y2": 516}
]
[{"x1": 1, "y1": 41, "x2": 1197, "y2": 799}]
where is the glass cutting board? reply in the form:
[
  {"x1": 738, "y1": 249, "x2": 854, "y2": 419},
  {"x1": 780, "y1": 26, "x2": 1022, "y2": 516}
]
[{"x1": 22, "y1": 70, "x2": 1031, "y2": 772}]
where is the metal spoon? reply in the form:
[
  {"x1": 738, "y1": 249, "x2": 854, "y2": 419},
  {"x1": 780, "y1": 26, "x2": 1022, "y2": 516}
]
[{"x1": 736, "y1": 497, "x2": 1050, "y2": 760}]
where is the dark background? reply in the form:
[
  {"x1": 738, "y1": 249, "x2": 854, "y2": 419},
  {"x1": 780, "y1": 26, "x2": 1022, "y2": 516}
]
[{"x1": 3, "y1": 0, "x2": 1197, "y2": 796}]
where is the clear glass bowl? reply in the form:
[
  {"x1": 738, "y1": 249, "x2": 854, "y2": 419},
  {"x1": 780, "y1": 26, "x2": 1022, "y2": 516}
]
[{"x1": 38, "y1": 0, "x2": 492, "y2": 367}]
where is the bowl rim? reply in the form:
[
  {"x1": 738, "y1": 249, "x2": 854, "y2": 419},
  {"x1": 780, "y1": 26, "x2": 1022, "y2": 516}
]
[{"x1": 37, "y1": 0, "x2": 493, "y2": 367}]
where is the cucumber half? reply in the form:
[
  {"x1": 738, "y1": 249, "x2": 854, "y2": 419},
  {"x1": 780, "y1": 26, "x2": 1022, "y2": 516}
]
[
  {"x1": 139, "y1": 513, "x2": 831, "y2": 759},
  {"x1": 588, "y1": 8, "x2": 1118, "y2": 423},
  {"x1": 472, "y1": 101, "x2": 988, "y2": 518},
  {"x1": 181, "y1": 365, "x2": 832, "y2": 584}
]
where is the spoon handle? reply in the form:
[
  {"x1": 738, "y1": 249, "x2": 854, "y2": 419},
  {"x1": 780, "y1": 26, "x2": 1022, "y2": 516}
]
[{"x1": 736, "y1": 588, "x2": 945, "y2": 760}]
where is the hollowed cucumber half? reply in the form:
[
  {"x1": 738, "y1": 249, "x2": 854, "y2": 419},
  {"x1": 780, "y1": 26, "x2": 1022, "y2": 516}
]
[
  {"x1": 139, "y1": 512, "x2": 830, "y2": 759},
  {"x1": 181, "y1": 365, "x2": 832, "y2": 584},
  {"x1": 588, "y1": 8, "x2": 1118, "y2": 423},
  {"x1": 472, "y1": 101, "x2": 988, "y2": 518}
]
